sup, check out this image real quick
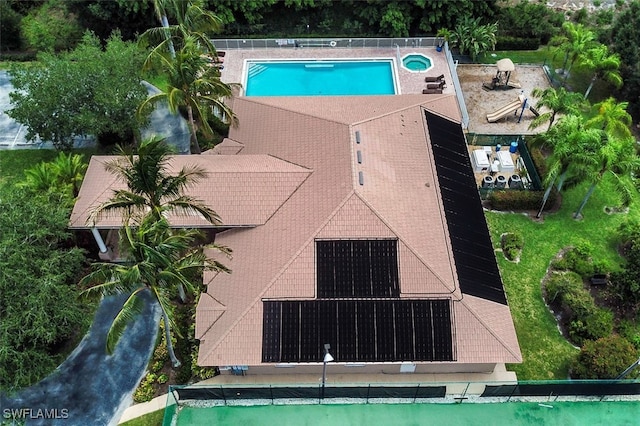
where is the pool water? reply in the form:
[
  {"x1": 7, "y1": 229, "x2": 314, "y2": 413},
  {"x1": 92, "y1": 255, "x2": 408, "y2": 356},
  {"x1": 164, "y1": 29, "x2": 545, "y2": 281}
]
[
  {"x1": 245, "y1": 60, "x2": 396, "y2": 96},
  {"x1": 402, "y1": 54, "x2": 433, "y2": 72}
]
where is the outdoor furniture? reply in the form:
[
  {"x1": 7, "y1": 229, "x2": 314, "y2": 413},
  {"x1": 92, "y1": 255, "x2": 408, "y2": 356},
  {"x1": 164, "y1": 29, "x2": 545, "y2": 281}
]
[
  {"x1": 422, "y1": 88, "x2": 443, "y2": 94},
  {"x1": 590, "y1": 274, "x2": 608, "y2": 286},
  {"x1": 426, "y1": 81, "x2": 446, "y2": 90},
  {"x1": 424, "y1": 74, "x2": 445, "y2": 82}
]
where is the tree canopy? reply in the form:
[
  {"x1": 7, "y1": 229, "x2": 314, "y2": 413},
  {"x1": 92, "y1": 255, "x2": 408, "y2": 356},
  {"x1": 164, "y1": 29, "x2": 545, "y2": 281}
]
[
  {"x1": 0, "y1": 189, "x2": 89, "y2": 391},
  {"x1": 7, "y1": 31, "x2": 149, "y2": 150}
]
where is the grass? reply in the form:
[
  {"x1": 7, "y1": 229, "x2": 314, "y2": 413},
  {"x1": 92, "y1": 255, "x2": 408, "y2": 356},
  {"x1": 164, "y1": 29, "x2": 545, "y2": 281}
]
[
  {"x1": 487, "y1": 175, "x2": 639, "y2": 379},
  {"x1": 0, "y1": 148, "x2": 97, "y2": 187},
  {"x1": 120, "y1": 409, "x2": 165, "y2": 426}
]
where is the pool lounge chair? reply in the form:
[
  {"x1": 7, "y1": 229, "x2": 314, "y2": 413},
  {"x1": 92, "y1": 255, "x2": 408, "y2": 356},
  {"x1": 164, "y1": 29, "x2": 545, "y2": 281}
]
[
  {"x1": 422, "y1": 88, "x2": 443, "y2": 94},
  {"x1": 424, "y1": 74, "x2": 445, "y2": 82},
  {"x1": 426, "y1": 81, "x2": 446, "y2": 90}
]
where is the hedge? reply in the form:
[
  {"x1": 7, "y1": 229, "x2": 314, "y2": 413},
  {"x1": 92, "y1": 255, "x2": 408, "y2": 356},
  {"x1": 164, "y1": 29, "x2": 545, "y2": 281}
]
[
  {"x1": 495, "y1": 35, "x2": 540, "y2": 51},
  {"x1": 488, "y1": 188, "x2": 557, "y2": 211}
]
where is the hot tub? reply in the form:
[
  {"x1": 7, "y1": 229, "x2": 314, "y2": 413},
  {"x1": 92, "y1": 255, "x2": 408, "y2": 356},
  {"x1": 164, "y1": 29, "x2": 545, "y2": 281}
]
[{"x1": 401, "y1": 54, "x2": 433, "y2": 72}]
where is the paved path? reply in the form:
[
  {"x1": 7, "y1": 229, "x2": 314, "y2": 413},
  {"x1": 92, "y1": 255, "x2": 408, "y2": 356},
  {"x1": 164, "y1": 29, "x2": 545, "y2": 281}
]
[{"x1": 1, "y1": 292, "x2": 160, "y2": 426}]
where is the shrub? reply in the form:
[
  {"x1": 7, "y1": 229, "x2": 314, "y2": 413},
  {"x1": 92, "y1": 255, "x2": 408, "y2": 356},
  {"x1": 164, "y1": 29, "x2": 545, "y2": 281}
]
[
  {"x1": 568, "y1": 308, "x2": 614, "y2": 346},
  {"x1": 133, "y1": 374, "x2": 157, "y2": 403},
  {"x1": 618, "y1": 319, "x2": 640, "y2": 350},
  {"x1": 571, "y1": 335, "x2": 639, "y2": 379},
  {"x1": 495, "y1": 36, "x2": 540, "y2": 51},
  {"x1": 528, "y1": 145, "x2": 548, "y2": 178},
  {"x1": 20, "y1": 0, "x2": 83, "y2": 52},
  {"x1": 488, "y1": 189, "x2": 557, "y2": 211},
  {"x1": 502, "y1": 232, "x2": 524, "y2": 261},
  {"x1": 551, "y1": 246, "x2": 595, "y2": 278},
  {"x1": 545, "y1": 271, "x2": 583, "y2": 303}
]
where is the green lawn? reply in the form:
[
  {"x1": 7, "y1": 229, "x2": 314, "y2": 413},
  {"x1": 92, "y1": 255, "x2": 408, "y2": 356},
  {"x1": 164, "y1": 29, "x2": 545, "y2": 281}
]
[
  {"x1": 120, "y1": 409, "x2": 165, "y2": 426},
  {"x1": 488, "y1": 176, "x2": 638, "y2": 379}
]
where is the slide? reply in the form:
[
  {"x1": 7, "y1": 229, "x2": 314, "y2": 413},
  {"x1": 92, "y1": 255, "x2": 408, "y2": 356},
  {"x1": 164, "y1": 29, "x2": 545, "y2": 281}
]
[{"x1": 486, "y1": 95, "x2": 525, "y2": 123}]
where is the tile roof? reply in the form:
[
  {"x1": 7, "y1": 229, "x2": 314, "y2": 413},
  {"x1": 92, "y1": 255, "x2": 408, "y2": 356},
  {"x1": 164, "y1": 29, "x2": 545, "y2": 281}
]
[
  {"x1": 195, "y1": 94, "x2": 521, "y2": 367},
  {"x1": 69, "y1": 154, "x2": 311, "y2": 229}
]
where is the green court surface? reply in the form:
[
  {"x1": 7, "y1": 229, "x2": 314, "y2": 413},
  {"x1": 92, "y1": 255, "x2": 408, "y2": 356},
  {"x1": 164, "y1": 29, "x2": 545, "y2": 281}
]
[{"x1": 173, "y1": 401, "x2": 640, "y2": 425}]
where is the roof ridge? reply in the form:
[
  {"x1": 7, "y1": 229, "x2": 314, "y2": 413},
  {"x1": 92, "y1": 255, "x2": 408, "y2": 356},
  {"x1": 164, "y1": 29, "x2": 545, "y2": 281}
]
[
  {"x1": 459, "y1": 295, "x2": 522, "y2": 360},
  {"x1": 347, "y1": 94, "x2": 457, "y2": 126},
  {"x1": 353, "y1": 192, "x2": 458, "y2": 296},
  {"x1": 199, "y1": 191, "x2": 358, "y2": 364},
  {"x1": 239, "y1": 96, "x2": 352, "y2": 125},
  {"x1": 195, "y1": 293, "x2": 227, "y2": 340}
]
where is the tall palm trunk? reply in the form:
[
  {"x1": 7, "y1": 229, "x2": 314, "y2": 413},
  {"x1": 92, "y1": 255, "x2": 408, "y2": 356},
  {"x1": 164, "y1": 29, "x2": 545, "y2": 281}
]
[
  {"x1": 162, "y1": 309, "x2": 181, "y2": 368},
  {"x1": 536, "y1": 177, "x2": 556, "y2": 218},
  {"x1": 160, "y1": 14, "x2": 177, "y2": 59},
  {"x1": 574, "y1": 182, "x2": 597, "y2": 219},
  {"x1": 187, "y1": 104, "x2": 201, "y2": 154},
  {"x1": 584, "y1": 75, "x2": 597, "y2": 99}
]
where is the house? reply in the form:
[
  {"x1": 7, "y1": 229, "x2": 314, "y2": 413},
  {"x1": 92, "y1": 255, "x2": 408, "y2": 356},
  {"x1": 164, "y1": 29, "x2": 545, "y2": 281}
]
[
  {"x1": 194, "y1": 94, "x2": 522, "y2": 375},
  {"x1": 70, "y1": 93, "x2": 521, "y2": 376}
]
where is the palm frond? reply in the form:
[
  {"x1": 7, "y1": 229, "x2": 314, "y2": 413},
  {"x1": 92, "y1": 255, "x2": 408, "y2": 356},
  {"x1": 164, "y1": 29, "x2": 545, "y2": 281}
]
[{"x1": 105, "y1": 288, "x2": 147, "y2": 354}]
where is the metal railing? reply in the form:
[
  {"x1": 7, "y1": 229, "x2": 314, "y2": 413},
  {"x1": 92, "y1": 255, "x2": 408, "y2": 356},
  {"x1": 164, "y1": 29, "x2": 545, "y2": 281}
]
[
  {"x1": 444, "y1": 42, "x2": 470, "y2": 129},
  {"x1": 211, "y1": 37, "x2": 439, "y2": 51}
]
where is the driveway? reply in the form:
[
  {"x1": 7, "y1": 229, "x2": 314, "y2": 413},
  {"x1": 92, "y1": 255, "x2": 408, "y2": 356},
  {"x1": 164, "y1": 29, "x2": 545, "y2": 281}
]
[{"x1": 0, "y1": 292, "x2": 160, "y2": 426}]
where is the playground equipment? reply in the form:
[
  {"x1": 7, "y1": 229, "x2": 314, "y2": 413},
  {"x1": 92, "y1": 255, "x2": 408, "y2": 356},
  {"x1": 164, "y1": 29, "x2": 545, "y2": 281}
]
[
  {"x1": 486, "y1": 95, "x2": 525, "y2": 122},
  {"x1": 483, "y1": 58, "x2": 522, "y2": 91},
  {"x1": 486, "y1": 94, "x2": 540, "y2": 123}
]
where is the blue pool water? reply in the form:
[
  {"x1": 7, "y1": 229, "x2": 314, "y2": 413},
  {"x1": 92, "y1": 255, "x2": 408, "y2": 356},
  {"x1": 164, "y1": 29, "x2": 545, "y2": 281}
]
[
  {"x1": 402, "y1": 54, "x2": 433, "y2": 72},
  {"x1": 245, "y1": 60, "x2": 396, "y2": 96}
]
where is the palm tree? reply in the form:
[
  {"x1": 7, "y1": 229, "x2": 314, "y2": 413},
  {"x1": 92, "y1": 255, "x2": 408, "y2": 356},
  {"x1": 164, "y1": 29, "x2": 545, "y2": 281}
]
[
  {"x1": 528, "y1": 86, "x2": 587, "y2": 131},
  {"x1": 89, "y1": 137, "x2": 220, "y2": 225},
  {"x1": 50, "y1": 151, "x2": 87, "y2": 197},
  {"x1": 143, "y1": 0, "x2": 223, "y2": 59},
  {"x1": 573, "y1": 134, "x2": 640, "y2": 219},
  {"x1": 581, "y1": 44, "x2": 623, "y2": 100},
  {"x1": 80, "y1": 215, "x2": 230, "y2": 367},
  {"x1": 451, "y1": 17, "x2": 497, "y2": 61},
  {"x1": 19, "y1": 152, "x2": 87, "y2": 198},
  {"x1": 555, "y1": 22, "x2": 596, "y2": 82},
  {"x1": 586, "y1": 97, "x2": 633, "y2": 139},
  {"x1": 139, "y1": 37, "x2": 237, "y2": 154},
  {"x1": 534, "y1": 115, "x2": 600, "y2": 217}
]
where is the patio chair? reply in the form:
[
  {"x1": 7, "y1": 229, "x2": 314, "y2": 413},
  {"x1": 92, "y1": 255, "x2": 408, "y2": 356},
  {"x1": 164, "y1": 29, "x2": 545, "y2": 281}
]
[
  {"x1": 424, "y1": 74, "x2": 445, "y2": 83},
  {"x1": 422, "y1": 88, "x2": 443, "y2": 94},
  {"x1": 426, "y1": 81, "x2": 446, "y2": 90}
]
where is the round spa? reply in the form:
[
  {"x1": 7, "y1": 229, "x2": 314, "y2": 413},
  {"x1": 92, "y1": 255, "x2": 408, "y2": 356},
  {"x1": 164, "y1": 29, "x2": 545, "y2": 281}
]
[{"x1": 401, "y1": 54, "x2": 433, "y2": 72}]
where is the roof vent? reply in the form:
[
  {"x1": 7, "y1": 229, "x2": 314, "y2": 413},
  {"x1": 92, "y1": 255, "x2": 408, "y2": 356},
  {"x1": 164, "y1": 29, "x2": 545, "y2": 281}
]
[
  {"x1": 357, "y1": 150, "x2": 362, "y2": 164},
  {"x1": 358, "y1": 171, "x2": 364, "y2": 186},
  {"x1": 355, "y1": 131, "x2": 361, "y2": 144}
]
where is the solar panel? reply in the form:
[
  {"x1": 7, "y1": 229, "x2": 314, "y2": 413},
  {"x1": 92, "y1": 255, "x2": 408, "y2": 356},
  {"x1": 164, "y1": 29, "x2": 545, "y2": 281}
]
[
  {"x1": 425, "y1": 111, "x2": 508, "y2": 305},
  {"x1": 317, "y1": 240, "x2": 399, "y2": 298},
  {"x1": 262, "y1": 300, "x2": 454, "y2": 363}
]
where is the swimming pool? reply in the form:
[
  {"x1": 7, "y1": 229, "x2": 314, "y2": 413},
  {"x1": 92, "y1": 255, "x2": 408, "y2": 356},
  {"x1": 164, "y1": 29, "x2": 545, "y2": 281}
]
[{"x1": 244, "y1": 60, "x2": 397, "y2": 96}]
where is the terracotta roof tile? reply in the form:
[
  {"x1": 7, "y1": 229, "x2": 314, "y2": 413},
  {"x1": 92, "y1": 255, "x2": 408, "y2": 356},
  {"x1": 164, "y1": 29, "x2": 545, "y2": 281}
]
[
  {"x1": 70, "y1": 154, "x2": 311, "y2": 228},
  {"x1": 196, "y1": 95, "x2": 519, "y2": 368}
]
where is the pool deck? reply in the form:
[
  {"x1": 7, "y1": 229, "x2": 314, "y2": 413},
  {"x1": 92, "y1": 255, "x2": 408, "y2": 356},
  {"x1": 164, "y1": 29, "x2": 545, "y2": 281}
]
[{"x1": 218, "y1": 47, "x2": 454, "y2": 97}]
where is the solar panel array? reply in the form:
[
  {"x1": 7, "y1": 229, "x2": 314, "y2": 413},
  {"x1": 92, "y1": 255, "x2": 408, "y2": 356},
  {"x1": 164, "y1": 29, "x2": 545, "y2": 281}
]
[
  {"x1": 317, "y1": 240, "x2": 400, "y2": 298},
  {"x1": 424, "y1": 111, "x2": 507, "y2": 305},
  {"x1": 262, "y1": 299, "x2": 454, "y2": 363}
]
